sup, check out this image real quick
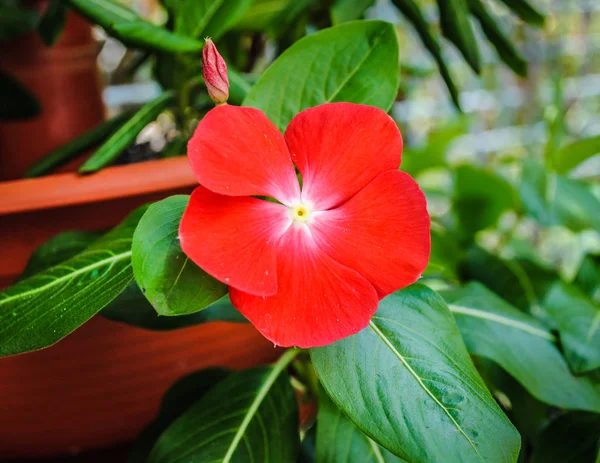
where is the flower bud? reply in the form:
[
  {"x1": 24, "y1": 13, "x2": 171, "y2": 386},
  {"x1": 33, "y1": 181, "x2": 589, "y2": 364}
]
[{"x1": 202, "y1": 38, "x2": 229, "y2": 105}]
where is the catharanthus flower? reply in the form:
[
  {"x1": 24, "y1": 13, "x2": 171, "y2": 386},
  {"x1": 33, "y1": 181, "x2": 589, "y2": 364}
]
[{"x1": 179, "y1": 102, "x2": 430, "y2": 348}]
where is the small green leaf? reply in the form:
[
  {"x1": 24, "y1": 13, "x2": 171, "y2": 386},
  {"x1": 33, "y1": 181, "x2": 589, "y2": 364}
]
[
  {"x1": 0, "y1": 207, "x2": 146, "y2": 357},
  {"x1": 543, "y1": 282, "x2": 600, "y2": 374},
  {"x1": 173, "y1": 0, "x2": 251, "y2": 41},
  {"x1": 132, "y1": 196, "x2": 228, "y2": 317},
  {"x1": 554, "y1": 134, "x2": 600, "y2": 174},
  {"x1": 0, "y1": 3, "x2": 39, "y2": 41},
  {"x1": 391, "y1": 0, "x2": 462, "y2": 110},
  {"x1": 26, "y1": 110, "x2": 135, "y2": 177},
  {"x1": 317, "y1": 391, "x2": 407, "y2": 463},
  {"x1": 243, "y1": 20, "x2": 400, "y2": 131},
  {"x1": 149, "y1": 351, "x2": 300, "y2": 462},
  {"x1": 38, "y1": 0, "x2": 67, "y2": 46},
  {"x1": 437, "y1": 0, "x2": 481, "y2": 74},
  {"x1": 0, "y1": 69, "x2": 40, "y2": 120},
  {"x1": 531, "y1": 412, "x2": 600, "y2": 463},
  {"x1": 80, "y1": 92, "x2": 174, "y2": 173},
  {"x1": 468, "y1": 0, "x2": 527, "y2": 76},
  {"x1": 128, "y1": 369, "x2": 230, "y2": 463},
  {"x1": 67, "y1": 0, "x2": 203, "y2": 52},
  {"x1": 442, "y1": 282, "x2": 600, "y2": 412},
  {"x1": 312, "y1": 285, "x2": 520, "y2": 463},
  {"x1": 330, "y1": 0, "x2": 375, "y2": 24},
  {"x1": 498, "y1": 0, "x2": 545, "y2": 27}
]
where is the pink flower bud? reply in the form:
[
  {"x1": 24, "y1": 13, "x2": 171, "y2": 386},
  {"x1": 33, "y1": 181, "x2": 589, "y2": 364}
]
[{"x1": 202, "y1": 38, "x2": 229, "y2": 105}]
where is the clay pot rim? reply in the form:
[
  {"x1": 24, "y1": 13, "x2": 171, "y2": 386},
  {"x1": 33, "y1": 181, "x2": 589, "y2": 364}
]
[{"x1": 0, "y1": 156, "x2": 197, "y2": 216}]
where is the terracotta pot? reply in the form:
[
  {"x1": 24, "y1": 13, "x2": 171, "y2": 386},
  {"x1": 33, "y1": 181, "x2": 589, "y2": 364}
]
[
  {"x1": 0, "y1": 157, "x2": 282, "y2": 459},
  {"x1": 0, "y1": 7, "x2": 105, "y2": 180}
]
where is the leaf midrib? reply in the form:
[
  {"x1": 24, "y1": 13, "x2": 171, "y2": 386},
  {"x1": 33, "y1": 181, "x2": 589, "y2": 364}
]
[{"x1": 368, "y1": 320, "x2": 485, "y2": 462}]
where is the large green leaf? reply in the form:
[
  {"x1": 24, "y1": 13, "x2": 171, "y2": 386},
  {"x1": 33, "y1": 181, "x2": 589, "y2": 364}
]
[
  {"x1": 26, "y1": 110, "x2": 135, "y2": 177},
  {"x1": 0, "y1": 69, "x2": 40, "y2": 120},
  {"x1": 312, "y1": 285, "x2": 520, "y2": 463},
  {"x1": 498, "y1": 0, "x2": 545, "y2": 27},
  {"x1": 80, "y1": 92, "x2": 174, "y2": 173},
  {"x1": 149, "y1": 351, "x2": 300, "y2": 462},
  {"x1": 0, "y1": 3, "x2": 39, "y2": 41},
  {"x1": 554, "y1": 134, "x2": 600, "y2": 174},
  {"x1": 543, "y1": 282, "x2": 600, "y2": 374},
  {"x1": 442, "y1": 282, "x2": 600, "y2": 412},
  {"x1": 530, "y1": 412, "x2": 600, "y2": 463},
  {"x1": 67, "y1": 0, "x2": 203, "y2": 52},
  {"x1": 172, "y1": 0, "x2": 251, "y2": 41},
  {"x1": 391, "y1": 0, "x2": 461, "y2": 110},
  {"x1": 128, "y1": 369, "x2": 230, "y2": 463},
  {"x1": 132, "y1": 196, "x2": 228, "y2": 317},
  {"x1": 437, "y1": 0, "x2": 481, "y2": 73},
  {"x1": 243, "y1": 20, "x2": 400, "y2": 131},
  {"x1": 0, "y1": 207, "x2": 146, "y2": 357},
  {"x1": 317, "y1": 391, "x2": 406, "y2": 463},
  {"x1": 330, "y1": 0, "x2": 375, "y2": 24}
]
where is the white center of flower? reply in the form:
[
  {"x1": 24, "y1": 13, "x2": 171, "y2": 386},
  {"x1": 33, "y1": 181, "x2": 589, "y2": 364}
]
[{"x1": 289, "y1": 203, "x2": 312, "y2": 224}]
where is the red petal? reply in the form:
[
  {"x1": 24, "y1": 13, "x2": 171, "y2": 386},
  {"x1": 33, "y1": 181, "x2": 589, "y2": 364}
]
[
  {"x1": 285, "y1": 103, "x2": 402, "y2": 210},
  {"x1": 312, "y1": 170, "x2": 430, "y2": 298},
  {"x1": 179, "y1": 187, "x2": 291, "y2": 296},
  {"x1": 230, "y1": 226, "x2": 379, "y2": 348},
  {"x1": 187, "y1": 105, "x2": 300, "y2": 205}
]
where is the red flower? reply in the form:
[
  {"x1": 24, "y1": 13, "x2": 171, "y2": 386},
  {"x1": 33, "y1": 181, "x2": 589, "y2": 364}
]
[{"x1": 179, "y1": 103, "x2": 430, "y2": 348}]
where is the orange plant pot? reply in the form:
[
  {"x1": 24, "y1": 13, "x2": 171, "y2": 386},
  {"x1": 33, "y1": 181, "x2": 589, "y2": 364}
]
[{"x1": 0, "y1": 157, "x2": 281, "y2": 459}]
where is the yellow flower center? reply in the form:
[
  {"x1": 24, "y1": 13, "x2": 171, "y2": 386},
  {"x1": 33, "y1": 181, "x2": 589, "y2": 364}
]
[{"x1": 291, "y1": 204, "x2": 312, "y2": 224}]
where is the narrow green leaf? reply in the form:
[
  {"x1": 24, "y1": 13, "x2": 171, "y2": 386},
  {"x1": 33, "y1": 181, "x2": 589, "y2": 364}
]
[
  {"x1": 38, "y1": 0, "x2": 67, "y2": 46},
  {"x1": 312, "y1": 285, "x2": 520, "y2": 463},
  {"x1": 128, "y1": 369, "x2": 230, "y2": 463},
  {"x1": 437, "y1": 0, "x2": 482, "y2": 73},
  {"x1": 243, "y1": 20, "x2": 400, "y2": 131},
  {"x1": 132, "y1": 196, "x2": 228, "y2": 317},
  {"x1": 67, "y1": 0, "x2": 203, "y2": 52},
  {"x1": 468, "y1": 0, "x2": 527, "y2": 76},
  {"x1": 0, "y1": 69, "x2": 40, "y2": 120},
  {"x1": 543, "y1": 282, "x2": 600, "y2": 374},
  {"x1": 330, "y1": 0, "x2": 375, "y2": 24},
  {"x1": 80, "y1": 92, "x2": 174, "y2": 173},
  {"x1": 149, "y1": 350, "x2": 300, "y2": 462},
  {"x1": 317, "y1": 391, "x2": 407, "y2": 463},
  {"x1": 531, "y1": 412, "x2": 600, "y2": 463},
  {"x1": 554, "y1": 135, "x2": 600, "y2": 174},
  {"x1": 498, "y1": 0, "x2": 545, "y2": 27},
  {"x1": 0, "y1": 4, "x2": 39, "y2": 41},
  {"x1": 391, "y1": 0, "x2": 462, "y2": 110},
  {"x1": 173, "y1": 0, "x2": 251, "y2": 41},
  {"x1": 26, "y1": 110, "x2": 135, "y2": 177},
  {"x1": 442, "y1": 282, "x2": 600, "y2": 412},
  {"x1": 0, "y1": 207, "x2": 147, "y2": 357}
]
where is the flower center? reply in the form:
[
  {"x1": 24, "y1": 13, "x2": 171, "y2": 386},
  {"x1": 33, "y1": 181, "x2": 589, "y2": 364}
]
[{"x1": 290, "y1": 203, "x2": 312, "y2": 224}]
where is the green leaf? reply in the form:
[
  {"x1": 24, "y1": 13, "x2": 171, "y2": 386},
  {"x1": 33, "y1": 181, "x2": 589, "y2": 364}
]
[
  {"x1": 132, "y1": 196, "x2": 228, "y2": 317},
  {"x1": 26, "y1": 110, "x2": 135, "y2": 177},
  {"x1": 233, "y1": 0, "x2": 290, "y2": 32},
  {"x1": 80, "y1": 92, "x2": 174, "y2": 173},
  {"x1": 425, "y1": 226, "x2": 462, "y2": 282},
  {"x1": 312, "y1": 285, "x2": 520, "y2": 463},
  {"x1": 20, "y1": 231, "x2": 101, "y2": 279},
  {"x1": 554, "y1": 135, "x2": 600, "y2": 174},
  {"x1": 519, "y1": 161, "x2": 600, "y2": 232},
  {"x1": 543, "y1": 282, "x2": 600, "y2": 374},
  {"x1": 228, "y1": 69, "x2": 252, "y2": 106},
  {"x1": 149, "y1": 350, "x2": 300, "y2": 462},
  {"x1": 437, "y1": 0, "x2": 481, "y2": 74},
  {"x1": 0, "y1": 207, "x2": 146, "y2": 358},
  {"x1": 531, "y1": 412, "x2": 600, "y2": 463},
  {"x1": 317, "y1": 391, "x2": 407, "y2": 463},
  {"x1": 330, "y1": 0, "x2": 375, "y2": 24},
  {"x1": 38, "y1": 0, "x2": 67, "y2": 46},
  {"x1": 172, "y1": 0, "x2": 251, "y2": 41},
  {"x1": 67, "y1": 0, "x2": 203, "y2": 52},
  {"x1": 498, "y1": 0, "x2": 545, "y2": 27},
  {"x1": 468, "y1": 0, "x2": 527, "y2": 76},
  {"x1": 0, "y1": 69, "x2": 40, "y2": 120},
  {"x1": 391, "y1": 0, "x2": 461, "y2": 110},
  {"x1": 243, "y1": 20, "x2": 400, "y2": 131},
  {"x1": 454, "y1": 165, "x2": 517, "y2": 238},
  {"x1": 442, "y1": 282, "x2": 600, "y2": 412},
  {"x1": 0, "y1": 3, "x2": 39, "y2": 41},
  {"x1": 128, "y1": 369, "x2": 230, "y2": 463}
]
